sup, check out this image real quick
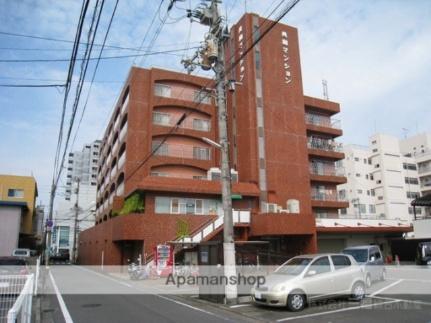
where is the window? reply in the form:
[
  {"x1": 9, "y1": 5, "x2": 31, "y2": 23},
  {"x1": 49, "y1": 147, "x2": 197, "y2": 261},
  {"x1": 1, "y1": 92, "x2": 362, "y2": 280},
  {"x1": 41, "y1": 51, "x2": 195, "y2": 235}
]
[
  {"x1": 370, "y1": 189, "x2": 375, "y2": 196},
  {"x1": 153, "y1": 112, "x2": 171, "y2": 126},
  {"x1": 193, "y1": 147, "x2": 210, "y2": 160},
  {"x1": 359, "y1": 204, "x2": 366, "y2": 214},
  {"x1": 154, "y1": 84, "x2": 171, "y2": 98},
  {"x1": 378, "y1": 196, "x2": 383, "y2": 200},
  {"x1": 7, "y1": 189, "x2": 24, "y2": 198},
  {"x1": 405, "y1": 177, "x2": 419, "y2": 185},
  {"x1": 367, "y1": 190, "x2": 370, "y2": 196},
  {"x1": 356, "y1": 173, "x2": 361, "y2": 177},
  {"x1": 354, "y1": 157, "x2": 360, "y2": 162},
  {"x1": 331, "y1": 255, "x2": 351, "y2": 269},
  {"x1": 195, "y1": 199, "x2": 203, "y2": 214},
  {"x1": 340, "y1": 208, "x2": 347, "y2": 215},
  {"x1": 365, "y1": 174, "x2": 369, "y2": 180},
  {"x1": 193, "y1": 119, "x2": 210, "y2": 131},
  {"x1": 308, "y1": 256, "x2": 331, "y2": 275},
  {"x1": 407, "y1": 192, "x2": 420, "y2": 199},
  {"x1": 370, "y1": 174, "x2": 374, "y2": 180},
  {"x1": 363, "y1": 158, "x2": 367, "y2": 164},
  {"x1": 403, "y1": 163, "x2": 417, "y2": 171},
  {"x1": 375, "y1": 164, "x2": 380, "y2": 168},
  {"x1": 193, "y1": 90, "x2": 211, "y2": 104},
  {"x1": 171, "y1": 198, "x2": 180, "y2": 214},
  {"x1": 372, "y1": 148, "x2": 378, "y2": 153},
  {"x1": 152, "y1": 141, "x2": 168, "y2": 156},
  {"x1": 58, "y1": 226, "x2": 70, "y2": 248},
  {"x1": 369, "y1": 205, "x2": 376, "y2": 214},
  {"x1": 255, "y1": 50, "x2": 261, "y2": 70}
]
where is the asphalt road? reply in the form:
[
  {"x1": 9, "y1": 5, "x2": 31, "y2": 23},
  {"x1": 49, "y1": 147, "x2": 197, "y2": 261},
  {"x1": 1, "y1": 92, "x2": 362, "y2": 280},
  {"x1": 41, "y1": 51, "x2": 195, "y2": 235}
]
[
  {"x1": 48, "y1": 265, "x2": 255, "y2": 323},
  {"x1": 44, "y1": 266, "x2": 431, "y2": 323}
]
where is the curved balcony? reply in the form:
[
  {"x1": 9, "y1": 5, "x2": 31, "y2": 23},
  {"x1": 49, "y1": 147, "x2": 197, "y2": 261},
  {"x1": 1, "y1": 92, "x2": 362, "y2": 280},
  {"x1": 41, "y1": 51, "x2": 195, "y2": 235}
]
[
  {"x1": 118, "y1": 151, "x2": 126, "y2": 170},
  {"x1": 119, "y1": 121, "x2": 128, "y2": 143}
]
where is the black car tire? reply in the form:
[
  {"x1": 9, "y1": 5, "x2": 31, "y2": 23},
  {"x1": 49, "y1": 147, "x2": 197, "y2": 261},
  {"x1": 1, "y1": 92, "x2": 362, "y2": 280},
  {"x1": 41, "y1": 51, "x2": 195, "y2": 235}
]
[{"x1": 287, "y1": 292, "x2": 306, "y2": 312}]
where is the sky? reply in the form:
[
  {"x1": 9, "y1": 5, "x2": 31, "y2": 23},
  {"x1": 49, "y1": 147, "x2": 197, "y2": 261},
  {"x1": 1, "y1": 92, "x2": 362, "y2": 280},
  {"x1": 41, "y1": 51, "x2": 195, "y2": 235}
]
[{"x1": 0, "y1": 0, "x2": 430, "y2": 207}]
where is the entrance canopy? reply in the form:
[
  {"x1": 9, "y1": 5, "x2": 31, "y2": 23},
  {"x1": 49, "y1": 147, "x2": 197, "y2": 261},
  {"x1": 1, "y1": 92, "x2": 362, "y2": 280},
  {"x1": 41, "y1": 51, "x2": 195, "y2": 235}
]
[{"x1": 411, "y1": 194, "x2": 431, "y2": 220}]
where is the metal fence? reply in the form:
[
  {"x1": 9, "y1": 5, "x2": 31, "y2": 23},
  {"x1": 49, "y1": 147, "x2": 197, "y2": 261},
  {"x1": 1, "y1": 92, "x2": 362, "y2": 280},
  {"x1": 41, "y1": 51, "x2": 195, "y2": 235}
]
[{"x1": 0, "y1": 274, "x2": 34, "y2": 323}]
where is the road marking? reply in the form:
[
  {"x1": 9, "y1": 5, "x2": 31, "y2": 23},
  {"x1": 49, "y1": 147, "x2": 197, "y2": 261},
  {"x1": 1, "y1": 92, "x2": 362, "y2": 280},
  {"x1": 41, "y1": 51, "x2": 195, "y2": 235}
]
[
  {"x1": 229, "y1": 304, "x2": 252, "y2": 308},
  {"x1": 72, "y1": 265, "x2": 133, "y2": 288},
  {"x1": 156, "y1": 295, "x2": 233, "y2": 321},
  {"x1": 276, "y1": 300, "x2": 401, "y2": 322},
  {"x1": 370, "y1": 295, "x2": 431, "y2": 307},
  {"x1": 370, "y1": 279, "x2": 403, "y2": 296},
  {"x1": 49, "y1": 270, "x2": 74, "y2": 323}
]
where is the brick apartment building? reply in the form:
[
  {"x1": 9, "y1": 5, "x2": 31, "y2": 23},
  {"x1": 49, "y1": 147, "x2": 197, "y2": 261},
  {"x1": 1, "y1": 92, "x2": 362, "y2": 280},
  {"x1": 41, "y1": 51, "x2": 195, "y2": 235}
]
[{"x1": 78, "y1": 13, "x2": 347, "y2": 265}]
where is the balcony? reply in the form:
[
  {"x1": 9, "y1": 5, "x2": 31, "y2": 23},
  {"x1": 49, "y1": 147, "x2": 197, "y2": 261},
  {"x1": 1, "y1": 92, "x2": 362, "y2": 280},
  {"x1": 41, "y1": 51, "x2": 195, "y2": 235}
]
[
  {"x1": 119, "y1": 121, "x2": 128, "y2": 142},
  {"x1": 311, "y1": 188, "x2": 349, "y2": 208},
  {"x1": 309, "y1": 162, "x2": 346, "y2": 184},
  {"x1": 109, "y1": 192, "x2": 114, "y2": 206},
  {"x1": 315, "y1": 217, "x2": 412, "y2": 233},
  {"x1": 307, "y1": 137, "x2": 344, "y2": 160},
  {"x1": 107, "y1": 132, "x2": 112, "y2": 146},
  {"x1": 305, "y1": 113, "x2": 342, "y2": 137},
  {"x1": 118, "y1": 151, "x2": 126, "y2": 170},
  {"x1": 114, "y1": 115, "x2": 120, "y2": 131},
  {"x1": 116, "y1": 182, "x2": 124, "y2": 196},
  {"x1": 111, "y1": 165, "x2": 117, "y2": 180},
  {"x1": 153, "y1": 143, "x2": 211, "y2": 161},
  {"x1": 121, "y1": 93, "x2": 129, "y2": 115},
  {"x1": 154, "y1": 83, "x2": 212, "y2": 105},
  {"x1": 112, "y1": 139, "x2": 119, "y2": 154},
  {"x1": 106, "y1": 152, "x2": 112, "y2": 166},
  {"x1": 153, "y1": 112, "x2": 211, "y2": 132}
]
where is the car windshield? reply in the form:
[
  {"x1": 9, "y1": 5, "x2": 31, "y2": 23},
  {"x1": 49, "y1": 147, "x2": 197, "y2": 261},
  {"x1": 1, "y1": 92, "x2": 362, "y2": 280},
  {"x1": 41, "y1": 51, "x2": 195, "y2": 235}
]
[
  {"x1": 274, "y1": 257, "x2": 312, "y2": 275},
  {"x1": 343, "y1": 249, "x2": 368, "y2": 263}
]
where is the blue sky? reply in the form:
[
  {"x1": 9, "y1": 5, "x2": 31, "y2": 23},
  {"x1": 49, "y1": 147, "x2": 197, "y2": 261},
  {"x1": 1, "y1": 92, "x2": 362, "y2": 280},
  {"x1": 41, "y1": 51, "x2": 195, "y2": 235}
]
[{"x1": 0, "y1": 0, "x2": 430, "y2": 206}]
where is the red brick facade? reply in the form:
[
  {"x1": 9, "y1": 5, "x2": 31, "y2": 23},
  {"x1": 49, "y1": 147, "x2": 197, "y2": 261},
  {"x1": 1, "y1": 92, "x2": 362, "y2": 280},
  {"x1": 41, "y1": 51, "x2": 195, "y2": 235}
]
[{"x1": 78, "y1": 13, "x2": 346, "y2": 265}]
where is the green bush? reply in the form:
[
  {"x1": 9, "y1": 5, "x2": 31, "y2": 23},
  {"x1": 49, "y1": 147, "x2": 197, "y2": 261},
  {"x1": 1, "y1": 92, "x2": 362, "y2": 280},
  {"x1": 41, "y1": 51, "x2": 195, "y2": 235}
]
[
  {"x1": 176, "y1": 219, "x2": 190, "y2": 239},
  {"x1": 119, "y1": 192, "x2": 145, "y2": 215}
]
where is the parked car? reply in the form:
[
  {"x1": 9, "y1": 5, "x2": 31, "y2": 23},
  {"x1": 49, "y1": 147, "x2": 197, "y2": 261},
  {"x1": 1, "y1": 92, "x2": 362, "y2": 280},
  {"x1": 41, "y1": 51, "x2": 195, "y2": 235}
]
[
  {"x1": 342, "y1": 245, "x2": 385, "y2": 287},
  {"x1": 416, "y1": 242, "x2": 431, "y2": 265},
  {"x1": 251, "y1": 254, "x2": 366, "y2": 311},
  {"x1": 11, "y1": 248, "x2": 31, "y2": 258},
  {"x1": 0, "y1": 257, "x2": 30, "y2": 275}
]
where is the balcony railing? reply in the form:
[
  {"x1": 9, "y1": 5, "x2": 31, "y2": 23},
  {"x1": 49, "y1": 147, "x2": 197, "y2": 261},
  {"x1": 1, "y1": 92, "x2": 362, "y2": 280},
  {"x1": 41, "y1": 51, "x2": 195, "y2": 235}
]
[
  {"x1": 153, "y1": 143, "x2": 211, "y2": 161},
  {"x1": 311, "y1": 189, "x2": 346, "y2": 202},
  {"x1": 116, "y1": 182, "x2": 124, "y2": 196},
  {"x1": 121, "y1": 93, "x2": 129, "y2": 115},
  {"x1": 111, "y1": 165, "x2": 117, "y2": 179},
  {"x1": 308, "y1": 137, "x2": 343, "y2": 152},
  {"x1": 112, "y1": 140, "x2": 119, "y2": 154},
  {"x1": 420, "y1": 182, "x2": 431, "y2": 189},
  {"x1": 154, "y1": 84, "x2": 212, "y2": 104},
  {"x1": 153, "y1": 112, "x2": 211, "y2": 132},
  {"x1": 418, "y1": 165, "x2": 431, "y2": 174},
  {"x1": 114, "y1": 115, "x2": 120, "y2": 131},
  {"x1": 118, "y1": 151, "x2": 126, "y2": 169},
  {"x1": 119, "y1": 121, "x2": 128, "y2": 142},
  {"x1": 310, "y1": 164, "x2": 345, "y2": 176},
  {"x1": 305, "y1": 113, "x2": 341, "y2": 129}
]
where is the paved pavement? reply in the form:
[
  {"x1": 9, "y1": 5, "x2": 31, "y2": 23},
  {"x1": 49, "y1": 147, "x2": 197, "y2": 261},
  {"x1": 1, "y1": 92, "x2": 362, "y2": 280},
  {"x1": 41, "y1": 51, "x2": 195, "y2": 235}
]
[{"x1": 43, "y1": 265, "x2": 431, "y2": 323}]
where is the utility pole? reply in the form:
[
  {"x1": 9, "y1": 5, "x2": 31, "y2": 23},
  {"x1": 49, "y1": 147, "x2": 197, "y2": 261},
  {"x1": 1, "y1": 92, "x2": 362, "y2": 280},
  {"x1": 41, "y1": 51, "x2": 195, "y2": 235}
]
[
  {"x1": 183, "y1": 0, "x2": 237, "y2": 303},
  {"x1": 45, "y1": 182, "x2": 56, "y2": 266},
  {"x1": 72, "y1": 177, "x2": 80, "y2": 264}
]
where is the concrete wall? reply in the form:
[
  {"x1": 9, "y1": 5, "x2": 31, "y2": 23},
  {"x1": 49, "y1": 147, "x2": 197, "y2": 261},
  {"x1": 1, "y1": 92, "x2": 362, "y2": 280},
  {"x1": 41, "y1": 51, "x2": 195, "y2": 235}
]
[
  {"x1": 0, "y1": 206, "x2": 21, "y2": 256},
  {"x1": 413, "y1": 219, "x2": 431, "y2": 239}
]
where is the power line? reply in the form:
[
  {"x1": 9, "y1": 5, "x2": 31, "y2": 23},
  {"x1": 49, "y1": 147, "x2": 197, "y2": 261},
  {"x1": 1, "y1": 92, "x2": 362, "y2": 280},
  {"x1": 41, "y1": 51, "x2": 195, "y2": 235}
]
[
  {"x1": 0, "y1": 83, "x2": 65, "y2": 88},
  {"x1": 0, "y1": 47, "x2": 199, "y2": 63},
  {"x1": 71, "y1": 0, "x2": 120, "y2": 151}
]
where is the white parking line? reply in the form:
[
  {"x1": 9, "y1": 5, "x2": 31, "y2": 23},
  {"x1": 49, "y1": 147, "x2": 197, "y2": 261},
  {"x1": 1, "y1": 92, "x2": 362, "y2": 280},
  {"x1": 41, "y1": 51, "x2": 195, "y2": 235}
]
[
  {"x1": 49, "y1": 270, "x2": 74, "y2": 323},
  {"x1": 370, "y1": 295, "x2": 431, "y2": 307},
  {"x1": 370, "y1": 279, "x2": 403, "y2": 296},
  {"x1": 229, "y1": 304, "x2": 252, "y2": 308},
  {"x1": 276, "y1": 300, "x2": 401, "y2": 322}
]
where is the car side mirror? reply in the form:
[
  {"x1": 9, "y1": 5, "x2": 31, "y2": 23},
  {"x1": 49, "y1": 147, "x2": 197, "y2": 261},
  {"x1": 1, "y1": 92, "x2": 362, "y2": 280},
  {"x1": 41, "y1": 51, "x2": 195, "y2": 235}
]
[
  {"x1": 307, "y1": 270, "x2": 317, "y2": 277},
  {"x1": 370, "y1": 256, "x2": 376, "y2": 262}
]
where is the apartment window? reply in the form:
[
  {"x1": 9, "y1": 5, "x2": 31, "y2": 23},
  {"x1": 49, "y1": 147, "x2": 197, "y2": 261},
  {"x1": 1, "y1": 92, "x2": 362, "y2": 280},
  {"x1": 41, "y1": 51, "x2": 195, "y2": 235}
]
[
  {"x1": 153, "y1": 112, "x2": 171, "y2": 126},
  {"x1": 376, "y1": 180, "x2": 382, "y2": 184},
  {"x1": 193, "y1": 119, "x2": 210, "y2": 131},
  {"x1": 193, "y1": 147, "x2": 210, "y2": 160},
  {"x1": 193, "y1": 90, "x2": 211, "y2": 104},
  {"x1": 405, "y1": 177, "x2": 419, "y2": 185},
  {"x1": 171, "y1": 198, "x2": 180, "y2": 214},
  {"x1": 195, "y1": 199, "x2": 203, "y2": 214},
  {"x1": 357, "y1": 189, "x2": 363, "y2": 194},
  {"x1": 365, "y1": 174, "x2": 369, "y2": 180},
  {"x1": 93, "y1": 151, "x2": 99, "y2": 156},
  {"x1": 154, "y1": 84, "x2": 171, "y2": 98},
  {"x1": 356, "y1": 173, "x2": 361, "y2": 177},
  {"x1": 363, "y1": 158, "x2": 367, "y2": 164},
  {"x1": 407, "y1": 192, "x2": 420, "y2": 199},
  {"x1": 255, "y1": 50, "x2": 261, "y2": 70},
  {"x1": 369, "y1": 205, "x2": 376, "y2": 214},
  {"x1": 354, "y1": 157, "x2": 360, "y2": 162},
  {"x1": 372, "y1": 140, "x2": 377, "y2": 144},
  {"x1": 375, "y1": 164, "x2": 380, "y2": 168},
  {"x1": 152, "y1": 141, "x2": 168, "y2": 156},
  {"x1": 370, "y1": 174, "x2": 374, "y2": 180},
  {"x1": 338, "y1": 189, "x2": 346, "y2": 200},
  {"x1": 7, "y1": 189, "x2": 24, "y2": 198},
  {"x1": 368, "y1": 158, "x2": 372, "y2": 165},
  {"x1": 372, "y1": 148, "x2": 378, "y2": 153},
  {"x1": 68, "y1": 160, "x2": 73, "y2": 164},
  {"x1": 340, "y1": 208, "x2": 347, "y2": 215},
  {"x1": 378, "y1": 196, "x2": 383, "y2": 200}
]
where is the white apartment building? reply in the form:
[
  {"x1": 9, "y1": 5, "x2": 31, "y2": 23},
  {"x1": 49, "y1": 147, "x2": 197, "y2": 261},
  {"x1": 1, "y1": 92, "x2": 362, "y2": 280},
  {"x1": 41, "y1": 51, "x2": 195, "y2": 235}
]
[
  {"x1": 52, "y1": 140, "x2": 101, "y2": 258},
  {"x1": 65, "y1": 140, "x2": 102, "y2": 200}
]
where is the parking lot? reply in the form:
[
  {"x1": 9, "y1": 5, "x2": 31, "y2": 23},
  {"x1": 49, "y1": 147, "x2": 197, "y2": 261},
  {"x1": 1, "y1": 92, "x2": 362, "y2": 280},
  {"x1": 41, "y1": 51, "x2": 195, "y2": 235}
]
[{"x1": 220, "y1": 268, "x2": 431, "y2": 322}]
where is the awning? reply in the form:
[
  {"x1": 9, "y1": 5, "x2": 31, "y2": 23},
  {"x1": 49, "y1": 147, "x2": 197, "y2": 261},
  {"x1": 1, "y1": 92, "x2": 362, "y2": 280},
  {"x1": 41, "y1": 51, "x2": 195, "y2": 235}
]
[{"x1": 411, "y1": 194, "x2": 431, "y2": 207}]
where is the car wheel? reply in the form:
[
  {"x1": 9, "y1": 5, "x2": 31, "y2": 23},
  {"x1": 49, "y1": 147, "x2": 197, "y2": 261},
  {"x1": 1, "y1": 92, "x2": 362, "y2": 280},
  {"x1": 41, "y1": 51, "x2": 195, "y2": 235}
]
[
  {"x1": 380, "y1": 269, "x2": 386, "y2": 281},
  {"x1": 351, "y1": 282, "x2": 366, "y2": 301},
  {"x1": 287, "y1": 293, "x2": 306, "y2": 312},
  {"x1": 365, "y1": 274, "x2": 372, "y2": 288}
]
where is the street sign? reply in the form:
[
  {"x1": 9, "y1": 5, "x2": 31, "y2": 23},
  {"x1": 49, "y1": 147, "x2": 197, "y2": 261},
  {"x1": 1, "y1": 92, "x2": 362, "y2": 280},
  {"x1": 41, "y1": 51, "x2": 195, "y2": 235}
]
[
  {"x1": 231, "y1": 194, "x2": 242, "y2": 200},
  {"x1": 46, "y1": 220, "x2": 53, "y2": 228}
]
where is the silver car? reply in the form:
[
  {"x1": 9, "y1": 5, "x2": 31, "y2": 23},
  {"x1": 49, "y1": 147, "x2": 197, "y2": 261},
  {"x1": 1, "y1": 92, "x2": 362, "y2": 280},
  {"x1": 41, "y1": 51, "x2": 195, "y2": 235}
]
[{"x1": 251, "y1": 254, "x2": 366, "y2": 311}]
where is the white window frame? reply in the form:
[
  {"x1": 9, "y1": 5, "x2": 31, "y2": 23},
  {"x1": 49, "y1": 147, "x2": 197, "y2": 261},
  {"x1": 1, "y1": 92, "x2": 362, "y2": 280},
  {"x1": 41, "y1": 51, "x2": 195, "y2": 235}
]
[
  {"x1": 195, "y1": 199, "x2": 203, "y2": 215},
  {"x1": 154, "y1": 84, "x2": 171, "y2": 98},
  {"x1": 170, "y1": 198, "x2": 180, "y2": 214}
]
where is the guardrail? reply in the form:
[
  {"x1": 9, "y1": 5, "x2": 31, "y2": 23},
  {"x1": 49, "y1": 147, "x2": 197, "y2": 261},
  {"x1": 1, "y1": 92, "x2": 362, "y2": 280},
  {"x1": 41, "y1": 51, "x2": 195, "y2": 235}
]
[{"x1": 0, "y1": 274, "x2": 34, "y2": 323}]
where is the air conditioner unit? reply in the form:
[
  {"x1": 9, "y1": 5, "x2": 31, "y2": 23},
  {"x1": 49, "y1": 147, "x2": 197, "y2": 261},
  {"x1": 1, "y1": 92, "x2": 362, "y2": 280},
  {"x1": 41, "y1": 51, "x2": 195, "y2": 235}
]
[
  {"x1": 287, "y1": 199, "x2": 300, "y2": 214},
  {"x1": 207, "y1": 167, "x2": 239, "y2": 182}
]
